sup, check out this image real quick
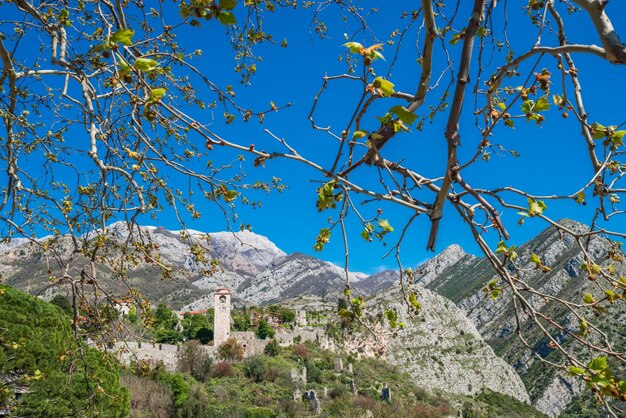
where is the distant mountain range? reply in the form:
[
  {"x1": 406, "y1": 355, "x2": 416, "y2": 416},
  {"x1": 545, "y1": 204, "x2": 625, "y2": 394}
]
[{"x1": 0, "y1": 219, "x2": 622, "y2": 416}]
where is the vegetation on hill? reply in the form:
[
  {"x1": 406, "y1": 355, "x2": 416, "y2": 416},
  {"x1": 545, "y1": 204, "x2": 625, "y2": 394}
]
[
  {"x1": 123, "y1": 339, "x2": 546, "y2": 418},
  {"x1": 0, "y1": 285, "x2": 129, "y2": 416}
]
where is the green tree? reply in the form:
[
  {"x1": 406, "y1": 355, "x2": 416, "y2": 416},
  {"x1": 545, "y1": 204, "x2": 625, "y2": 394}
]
[
  {"x1": 0, "y1": 285, "x2": 129, "y2": 416},
  {"x1": 243, "y1": 355, "x2": 268, "y2": 383},
  {"x1": 256, "y1": 319, "x2": 275, "y2": 340},
  {"x1": 264, "y1": 339, "x2": 280, "y2": 357}
]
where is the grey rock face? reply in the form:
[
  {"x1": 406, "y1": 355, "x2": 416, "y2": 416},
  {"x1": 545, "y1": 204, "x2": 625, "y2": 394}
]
[
  {"x1": 348, "y1": 285, "x2": 531, "y2": 403},
  {"x1": 238, "y1": 253, "x2": 351, "y2": 305}
]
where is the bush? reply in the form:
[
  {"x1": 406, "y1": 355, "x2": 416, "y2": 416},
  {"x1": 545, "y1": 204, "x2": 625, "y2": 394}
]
[
  {"x1": 178, "y1": 341, "x2": 213, "y2": 382},
  {"x1": 244, "y1": 407, "x2": 275, "y2": 418},
  {"x1": 256, "y1": 319, "x2": 275, "y2": 340},
  {"x1": 178, "y1": 383, "x2": 211, "y2": 417},
  {"x1": 244, "y1": 355, "x2": 267, "y2": 383},
  {"x1": 305, "y1": 359, "x2": 323, "y2": 384},
  {"x1": 265, "y1": 367, "x2": 281, "y2": 382},
  {"x1": 264, "y1": 339, "x2": 279, "y2": 357},
  {"x1": 218, "y1": 337, "x2": 244, "y2": 361},
  {"x1": 212, "y1": 361, "x2": 233, "y2": 378},
  {"x1": 329, "y1": 383, "x2": 349, "y2": 399},
  {"x1": 121, "y1": 374, "x2": 172, "y2": 418},
  {"x1": 293, "y1": 344, "x2": 309, "y2": 360}
]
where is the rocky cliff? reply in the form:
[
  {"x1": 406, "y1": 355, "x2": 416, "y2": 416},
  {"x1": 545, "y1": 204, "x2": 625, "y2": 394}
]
[{"x1": 344, "y1": 284, "x2": 531, "y2": 403}]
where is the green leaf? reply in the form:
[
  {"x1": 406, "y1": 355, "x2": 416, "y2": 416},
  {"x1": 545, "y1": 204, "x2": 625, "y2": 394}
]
[
  {"x1": 495, "y1": 241, "x2": 508, "y2": 254},
  {"x1": 591, "y1": 123, "x2": 607, "y2": 140},
  {"x1": 217, "y1": 11, "x2": 236, "y2": 25},
  {"x1": 371, "y1": 50, "x2": 385, "y2": 61},
  {"x1": 378, "y1": 219, "x2": 394, "y2": 233},
  {"x1": 313, "y1": 228, "x2": 331, "y2": 252},
  {"x1": 528, "y1": 198, "x2": 547, "y2": 216},
  {"x1": 504, "y1": 119, "x2": 515, "y2": 128},
  {"x1": 149, "y1": 88, "x2": 167, "y2": 102},
  {"x1": 134, "y1": 57, "x2": 159, "y2": 72},
  {"x1": 112, "y1": 28, "x2": 135, "y2": 46},
  {"x1": 390, "y1": 105, "x2": 417, "y2": 126},
  {"x1": 588, "y1": 357, "x2": 608, "y2": 371},
  {"x1": 116, "y1": 53, "x2": 131, "y2": 77},
  {"x1": 583, "y1": 293, "x2": 595, "y2": 304},
  {"x1": 531, "y1": 253, "x2": 541, "y2": 264},
  {"x1": 534, "y1": 96, "x2": 550, "y2": 112},
  {"x1": 521, "y1": 99, "x2": 534, "y2": 114},
  {"x1": 220, "y1": 0, "x2": 237, "y2": 10},
  {"x1": 224, "y1": 190, "x2": 239, "y2": 202},
  {"x1": 353, "y1": 130, "x2": 367, "y2": 139},
  {"x1": 372, "y1": 77, "x2": 395, "y2": 97},
  {"x1": 408, "y1": 292, "x2": 421, "y2": 313},
  {"x1": 343, "y1": 42, "x2": 364, "y2": 54},
  {"x1": 568, "y1": 366, "x2": 586, "y2": 376}
]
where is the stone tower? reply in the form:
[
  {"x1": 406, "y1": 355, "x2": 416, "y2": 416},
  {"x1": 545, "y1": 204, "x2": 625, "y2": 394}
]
[{"x1": 213, "y1": 288, "x2": 231, "y2": 347}]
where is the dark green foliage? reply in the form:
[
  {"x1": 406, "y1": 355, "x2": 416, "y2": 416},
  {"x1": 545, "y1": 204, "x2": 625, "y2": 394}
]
[
  {"x1": 0, "y1": 285, "x2": 129, "y2": 417},
  {"x1": 304, "y1": 359, "x2": 322, "y2": 383},
  {"x1": 264, "y1": 339, "x2": 279, "y2": 357},
  {"x1": 182, "y1": 312, "x2": 213, "y2": 341},
  {"x1": 196, "y1": 327, "x2": 213, "y2": 344},
  {"x1": 156, "y1": 371, "x2": 191, "y2": 408},
  {"x1": 49, "y1": 294, "x2": 72, "y2": 314},
  {"x1": 244, "y1": 355, "x2": 267, "y2": 383},
  {"x1": 233, "y1": 312, "x2": 251, "y2": 331},
  {"x1": 244, "y1": 407, "x2": 275, "y2": 418},
  {"x1": 256, "y1": 319, "x2": 275, "y2": 340},
  {"x1": 329, "y1": 382, "x2": 349, "y2": 399},
  {"x1": 475, "y1": 389, "x2": 548, "y2": 417},
  {"x1": 127, "y1": 305, "x2": 138, "y2": 323}
]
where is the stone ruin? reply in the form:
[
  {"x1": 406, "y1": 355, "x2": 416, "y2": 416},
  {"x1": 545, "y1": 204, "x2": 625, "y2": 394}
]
[{"x1": 302, "y1": 390, "x2": 321, "y2": 415}]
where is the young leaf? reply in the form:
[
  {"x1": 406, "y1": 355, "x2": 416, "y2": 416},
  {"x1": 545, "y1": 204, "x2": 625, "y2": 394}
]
[
  {"x1": 343, "y1": 42, "x2": 364, "y2": 54},
  {"x1": 372, "y1": 77, "x2": 395, "y2": 97},
  {"x1": 534, "y1": 96, "x2": 550, "y2": 112},
  {"x1": 220, "y1": 0, "x2": 237, "y2": 10},
  {"x1": 217, "y1": 11, "x2": 236, "y2": 25},
  {"x1": 134, "y1": 57, "x2": 159, "y2": 72},
  {"x1": 149, "y1": 88, "x2": 167, "y2": 102},
  {"x1": 390, "y1": 105, "x2": 417, "y2": 126},
  {"x1": 112, "y1": 28, "x2": 135, "y2": 46},
  {"x1": 353, "y1": 130, "x2": 367, "y2": 139}
]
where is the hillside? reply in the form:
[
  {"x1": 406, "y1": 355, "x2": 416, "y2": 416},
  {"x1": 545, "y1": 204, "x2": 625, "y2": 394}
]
[{"x1": 125, "y1": 338, "x2": 546, "y2": 418}]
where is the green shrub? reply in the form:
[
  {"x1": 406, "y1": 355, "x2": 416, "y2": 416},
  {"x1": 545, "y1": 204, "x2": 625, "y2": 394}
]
[
  {"x1": 264, "y1": 339, "x2": 280, "y2": 357},
  {"x1": 244, "y1": 406, "x2": 276, "y2": 418},
  {"x1": 244, "y1": 355, "x2": 268, "y2": 383},
  {"x1": 329, "y1": 383, "x2": 349, "y2": 399},
  {"x1": 257, "y1": 319, "x2": 275, "y2": 340}
]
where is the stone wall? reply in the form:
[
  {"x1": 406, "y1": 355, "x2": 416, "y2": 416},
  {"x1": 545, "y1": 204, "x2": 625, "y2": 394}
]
[{"x1": 111, "y1": 341, "x2": 181, "y2": 372}]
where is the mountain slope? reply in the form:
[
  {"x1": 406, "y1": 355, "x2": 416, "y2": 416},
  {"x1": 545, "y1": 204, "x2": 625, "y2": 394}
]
[{"x1": 342, "y1": 283, "x2": 531, "y2": 403}]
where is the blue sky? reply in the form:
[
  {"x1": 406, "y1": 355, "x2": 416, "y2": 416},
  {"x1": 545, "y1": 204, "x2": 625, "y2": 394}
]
[{"x1": 3, "y1": 1, "x2": 626, "y2": 274}]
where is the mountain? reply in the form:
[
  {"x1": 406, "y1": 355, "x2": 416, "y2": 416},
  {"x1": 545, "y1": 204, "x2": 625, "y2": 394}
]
[
  {"x1": 420, "y1": 220, "x2": 625, "y2": 417},
  {"x1": 343, "y1": 283, "x2": 531, "y2": 403},
  {"x1": 238, "y1": 252, "x2": 360, "y2": 305}
]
